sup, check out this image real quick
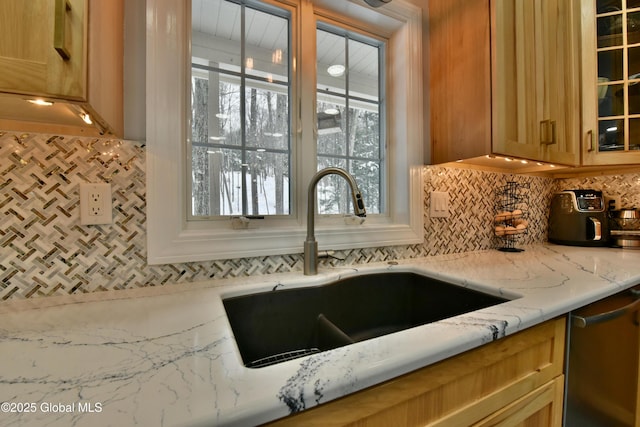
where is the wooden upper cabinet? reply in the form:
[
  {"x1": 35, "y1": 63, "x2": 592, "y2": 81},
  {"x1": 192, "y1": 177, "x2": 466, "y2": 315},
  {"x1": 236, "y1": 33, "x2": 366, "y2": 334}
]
[
  {"x1": 493, "y1": 0, "x2": 581, "y2": 166},
  {"x1": 429, "y1": 0, "x2": 581, "y2": 166},
  {"x1": 0, "y1": 0, "x2": 123, "y2": 137},
  {"x1": 429, "y1": 0, "x2": 492, "y2": 164},
  {"x1": 0, "y1": 0, "x2": 85, "y2": 99},
  {"x1": 581, "y1": 0, "x2": 640, "y2": 165}
]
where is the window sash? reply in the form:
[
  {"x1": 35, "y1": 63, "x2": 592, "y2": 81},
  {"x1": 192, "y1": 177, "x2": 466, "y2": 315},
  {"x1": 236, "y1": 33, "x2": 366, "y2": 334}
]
[{"x1": 189, "y1": 0, "x2": 293, "y2": 219}]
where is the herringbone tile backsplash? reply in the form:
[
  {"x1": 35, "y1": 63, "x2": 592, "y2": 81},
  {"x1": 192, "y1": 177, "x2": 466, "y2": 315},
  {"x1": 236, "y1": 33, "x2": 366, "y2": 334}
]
[{"x1": 1, "y1": 131, "x2": 632, "y2": 301}]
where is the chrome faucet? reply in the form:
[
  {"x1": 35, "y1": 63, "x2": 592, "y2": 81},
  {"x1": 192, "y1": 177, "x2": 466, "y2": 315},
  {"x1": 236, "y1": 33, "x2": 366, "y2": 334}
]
[{"x1": 304, "y1": 167, "x2": 366, "y2": 275}]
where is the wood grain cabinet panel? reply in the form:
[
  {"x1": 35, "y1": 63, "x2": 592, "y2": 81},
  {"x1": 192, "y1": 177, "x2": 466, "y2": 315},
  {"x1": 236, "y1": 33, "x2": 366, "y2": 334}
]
[
  {"x1": 265, "y1": 317, "x2": 566, "y2": 427},
  {"x1": 0, "y1": 0, "x2": 123, "y2": 136},
  {"x1": 580, "y1": 0, "x2": 640, "y2": 166},
  {"x1": 429, "y1": 0, "x2": 580, "y2": 167}
]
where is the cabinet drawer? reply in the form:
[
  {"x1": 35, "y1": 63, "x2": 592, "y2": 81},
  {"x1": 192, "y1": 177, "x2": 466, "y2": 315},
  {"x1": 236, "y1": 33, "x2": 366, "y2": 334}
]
[{"x1": 265, "y1": 317, "x2": 566, "y2": 427}]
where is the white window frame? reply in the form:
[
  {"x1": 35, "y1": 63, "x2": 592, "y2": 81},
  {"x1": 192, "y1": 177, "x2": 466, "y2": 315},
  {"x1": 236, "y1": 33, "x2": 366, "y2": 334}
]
[{"x1": 146, "y1": 0, "x2": 424, "y2": 264}]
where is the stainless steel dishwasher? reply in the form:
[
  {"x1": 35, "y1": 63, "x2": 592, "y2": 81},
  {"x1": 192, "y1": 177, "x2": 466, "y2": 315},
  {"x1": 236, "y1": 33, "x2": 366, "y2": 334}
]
[{"x1": 565, "y1": 286, "x2": 640, "y2": 426}]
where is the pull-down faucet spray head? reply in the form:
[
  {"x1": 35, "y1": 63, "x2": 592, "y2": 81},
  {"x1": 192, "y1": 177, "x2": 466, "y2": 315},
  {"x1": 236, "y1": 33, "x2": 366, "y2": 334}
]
[{"x1": 304, "y1": 167, "x2": 366, "y2": 275}]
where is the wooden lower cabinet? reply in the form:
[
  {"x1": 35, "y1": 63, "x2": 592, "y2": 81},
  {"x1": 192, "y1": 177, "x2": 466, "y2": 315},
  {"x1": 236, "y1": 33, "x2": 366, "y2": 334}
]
[
  {"x1": 265, "y1": 317, "x2": 566, "y2": 427},
  {"x1": 474, "y1": 376, "x2": 564, "y2": 427}
]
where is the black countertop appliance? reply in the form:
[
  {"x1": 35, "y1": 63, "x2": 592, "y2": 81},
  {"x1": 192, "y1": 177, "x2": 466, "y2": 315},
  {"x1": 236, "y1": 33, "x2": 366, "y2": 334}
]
[{"x1": 548, "y1": 190, "x2": 609, "y2": 247}]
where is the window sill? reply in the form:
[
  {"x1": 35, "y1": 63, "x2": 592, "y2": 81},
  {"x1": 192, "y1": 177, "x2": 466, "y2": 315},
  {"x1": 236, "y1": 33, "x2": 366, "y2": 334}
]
[{"x1": 148, "y1": 220, "x2": 423, "y2": 264}]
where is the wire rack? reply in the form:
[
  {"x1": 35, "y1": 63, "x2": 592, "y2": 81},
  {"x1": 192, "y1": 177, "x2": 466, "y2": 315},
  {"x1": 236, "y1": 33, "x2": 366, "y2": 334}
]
[
  {"x1": 246, "y1": 348, "x2": 321, "y2": 369},
  {"x1": 494, "y1": 181, "x2": 530, "y2": 252}
]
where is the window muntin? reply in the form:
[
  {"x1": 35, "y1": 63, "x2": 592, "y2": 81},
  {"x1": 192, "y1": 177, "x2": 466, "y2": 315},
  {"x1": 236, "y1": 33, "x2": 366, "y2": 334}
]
[
  {"x1": 316, "y1": 26, "x2": 384, "y2": 215},
  {"x1": 190, "y1": 0, "x2": 291, "y2": 217}
]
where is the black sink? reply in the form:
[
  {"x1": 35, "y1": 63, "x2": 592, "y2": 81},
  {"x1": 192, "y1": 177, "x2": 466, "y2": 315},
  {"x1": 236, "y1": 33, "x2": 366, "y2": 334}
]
[{"x1": 222, "y1": 272, "x2": 510, "y2": 368}]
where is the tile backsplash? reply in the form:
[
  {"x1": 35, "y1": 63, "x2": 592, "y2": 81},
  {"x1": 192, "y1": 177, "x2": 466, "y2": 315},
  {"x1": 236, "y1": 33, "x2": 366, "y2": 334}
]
[
  {"x1": 0, "y1": 131, "x2": 635, "y2": 301},
  {"x1": 555, "y1": 175, "x2": 640, "y2": 208}
]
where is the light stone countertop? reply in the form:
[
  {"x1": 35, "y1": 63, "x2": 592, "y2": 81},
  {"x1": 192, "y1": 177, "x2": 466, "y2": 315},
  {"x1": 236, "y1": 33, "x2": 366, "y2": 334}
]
[{"x1": 1, "y1": 244, "x2": 640, "y2": 427}]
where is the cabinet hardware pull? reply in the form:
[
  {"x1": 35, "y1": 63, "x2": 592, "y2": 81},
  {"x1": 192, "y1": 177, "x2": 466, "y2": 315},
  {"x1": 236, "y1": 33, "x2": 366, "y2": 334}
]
[
  {"x1": 572, "y1": 293, "x2": 640, "y2": 327},
  {"x1": 586, "y1": 129, "x2": 595, "y2": 152},
  {"x1": 540, "y1": 120, "x2": 557, "y2": 145},
  {"x1": 54, "y1": 0, "x2": 72, "y2": 60}
]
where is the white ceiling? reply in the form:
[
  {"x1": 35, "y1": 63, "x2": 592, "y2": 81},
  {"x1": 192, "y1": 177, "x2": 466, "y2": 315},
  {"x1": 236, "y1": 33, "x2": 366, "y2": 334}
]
[{"x1": 191, "y1": 0, "x2": 379, "y2": 98}]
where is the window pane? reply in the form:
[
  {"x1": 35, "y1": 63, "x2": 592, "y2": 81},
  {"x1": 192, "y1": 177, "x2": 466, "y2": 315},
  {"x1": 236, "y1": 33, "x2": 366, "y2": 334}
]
[
  {"x1": 317, "y1": 30, "x2": 346, "y2": 96},
  {"x1": 316, "y1": 24, "x2": 384, "y2": 216},
  {"x1": 349, "y1": 39, "x2": 379, "y2": 101},
  {"x1": 317, "y1": 100, "x2": 346, "y2": 156},
  {"x1": 245, "y1": 7, "x2": 289, "y2": 81},
  {"x1": 316, "y1": 157, "x2": 349, "y2": 215},
  {"x1": 352, "y1": 159, "x2": 380, "y2": 214},
  {"x1": 244, "y1": 82, "x2": 289, "y2": 150},
  {"x1": 191, "y1": 73, "x2": 242, "y2": 147},
  {"x1": 192, "y1": 0, "x2": 241, "y2": 72},
  {"x1": 190, "y1": 148, "x2": 290, "y2": 216},
  {"x1": 190, "y1": 0, "x2": 291, "y2": 218},
  {"x1": 349, "y1": 105, "x2": 380, "y2": 158},
  {"x1": 245, "y1": 150, "x2": 290, "y2": 215}
]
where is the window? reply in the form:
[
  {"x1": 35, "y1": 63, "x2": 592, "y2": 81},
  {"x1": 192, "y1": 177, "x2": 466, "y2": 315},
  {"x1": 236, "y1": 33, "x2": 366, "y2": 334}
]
[
  {"x1": 146, "y1": 0, "x2": 423, "y2": 264},
  {"x1": 316, "y1": 25, "x2": 384, "y2": 215},
  {"x1": 190, "y1": 0, "x2": 292, "y2": 217}
]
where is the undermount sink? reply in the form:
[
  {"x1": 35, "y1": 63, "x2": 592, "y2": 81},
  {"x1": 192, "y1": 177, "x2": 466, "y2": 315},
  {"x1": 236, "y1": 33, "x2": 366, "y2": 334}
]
[{"x1": 222, "y1": 272, "x2": 511, "y2": 368}]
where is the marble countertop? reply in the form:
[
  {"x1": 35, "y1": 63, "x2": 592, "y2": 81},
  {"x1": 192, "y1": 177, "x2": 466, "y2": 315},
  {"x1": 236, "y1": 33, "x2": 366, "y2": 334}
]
[{"x1": 2, "y1": 244, "x2": 640, "y2": 427}]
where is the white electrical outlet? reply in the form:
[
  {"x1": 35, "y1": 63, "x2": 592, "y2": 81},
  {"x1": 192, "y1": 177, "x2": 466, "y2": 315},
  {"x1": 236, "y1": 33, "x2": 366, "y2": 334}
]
[{"x1": 80, "y1": 183, "x2": 112, "y2": 225}]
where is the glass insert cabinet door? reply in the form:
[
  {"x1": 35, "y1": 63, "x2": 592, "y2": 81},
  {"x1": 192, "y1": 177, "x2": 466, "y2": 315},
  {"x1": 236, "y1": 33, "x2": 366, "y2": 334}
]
[{"x1": 584, "y1": 0, "x2": 640, "y2": 164}]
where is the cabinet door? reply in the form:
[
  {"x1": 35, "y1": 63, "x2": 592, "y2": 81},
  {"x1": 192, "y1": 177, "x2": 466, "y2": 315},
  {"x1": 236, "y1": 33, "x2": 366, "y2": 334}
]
[
  {"x1": 493, "y1": 0, "x2": 580, "y2": 166},
  {"x1": 0, "y1": 0, "x2": 86, "y2": 100},
  {"x1": 581, "y1": 0, "x2": 640, "y2": 165}
]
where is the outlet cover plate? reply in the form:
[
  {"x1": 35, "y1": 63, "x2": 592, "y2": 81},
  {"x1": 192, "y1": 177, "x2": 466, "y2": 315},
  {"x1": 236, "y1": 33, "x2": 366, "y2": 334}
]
[
  {"x1": 80, "y1": 183, "x2": 112, "y2": 225},
  {"x1": 430, "y1": 191, "x2": 450, "y2": 218}
]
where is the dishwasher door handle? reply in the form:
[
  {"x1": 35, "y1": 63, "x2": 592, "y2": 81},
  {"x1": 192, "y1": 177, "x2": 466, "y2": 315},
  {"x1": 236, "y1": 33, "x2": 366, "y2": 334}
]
[{"x1": 572, "y1": 296, "x2": 640, "y2": 328}]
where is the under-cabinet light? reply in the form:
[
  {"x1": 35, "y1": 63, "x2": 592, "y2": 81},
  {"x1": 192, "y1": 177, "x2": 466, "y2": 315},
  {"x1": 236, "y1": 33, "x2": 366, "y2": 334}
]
[
  {"x1": 27, "y1": 99, "x2": 54, "y2": 106},
  {"x1": 81, "y1": 113, "x2": 93, "y2": 125}
]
